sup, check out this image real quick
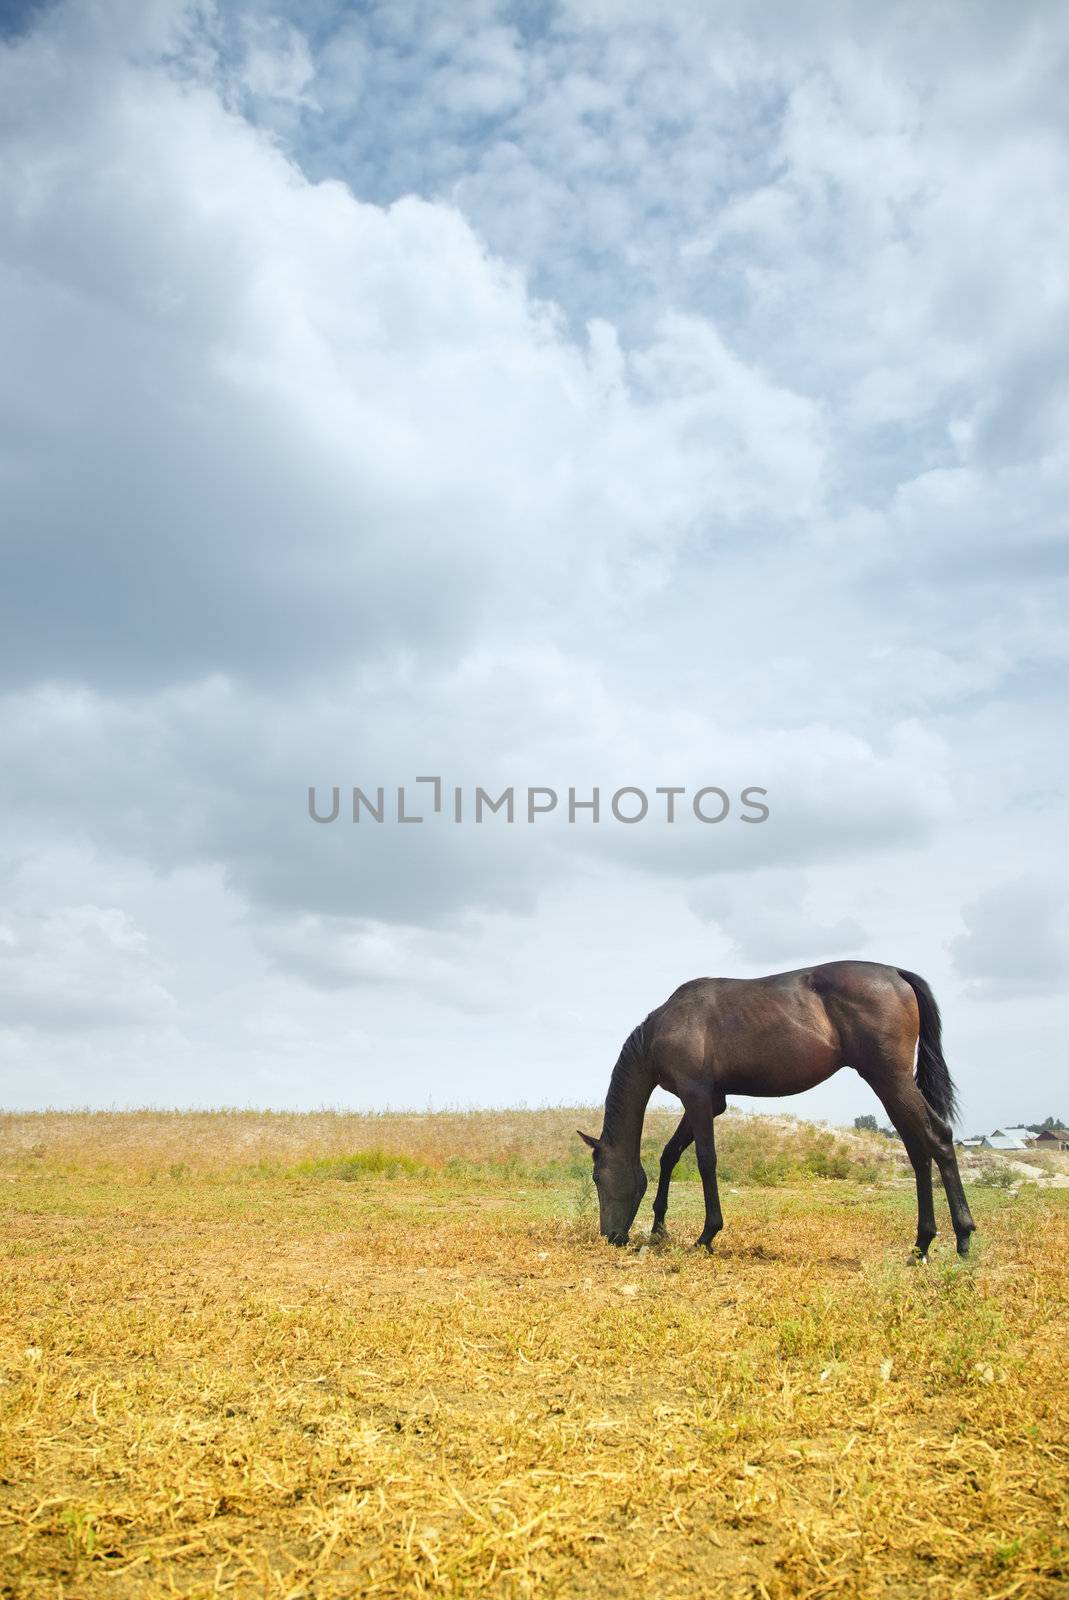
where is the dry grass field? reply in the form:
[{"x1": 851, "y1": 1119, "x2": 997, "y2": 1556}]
[{"x1": 1, "y1": 1108, "x2": 1067, "y2": 1599}]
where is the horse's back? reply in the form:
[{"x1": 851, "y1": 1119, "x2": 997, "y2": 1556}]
[
  {"x1": 647, "y1": 961, "x2": 916, "y2": 1096},
  {"x1": 662, "y1": 959, "x2": 911, "y2": 1005}
]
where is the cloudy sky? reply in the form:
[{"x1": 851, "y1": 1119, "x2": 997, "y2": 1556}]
[{"x1": 1, "y1": 0, "x2": 1067, "y2": 1131}]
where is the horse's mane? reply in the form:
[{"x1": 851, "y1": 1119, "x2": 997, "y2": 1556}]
[{"x1": 603, "y1": 1014, "x2": 653, "y2": 1129}]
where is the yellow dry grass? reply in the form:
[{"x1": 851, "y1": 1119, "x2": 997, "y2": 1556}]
[{"x1": 1, "y1": 1110, "x2": 1067, "y2": 1599}]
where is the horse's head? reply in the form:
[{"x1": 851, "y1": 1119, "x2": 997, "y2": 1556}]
[{"x1": 578, "y1": 1130, "x2": 647, "y2": 1245}]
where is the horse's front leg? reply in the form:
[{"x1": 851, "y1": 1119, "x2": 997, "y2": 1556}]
[
  {"x1": 681, "y1": 1090, "x2": 726, "y2": 1251},
  {"x1": 651, "y1": 1114, "x2": 694, "y2": 1237}
]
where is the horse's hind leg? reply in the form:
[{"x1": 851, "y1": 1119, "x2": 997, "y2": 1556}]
[
  {"x1": 926, "y1": 1108, "x2": 976, "y2": 1256},
  {"x1": 866, "y1": 1073, "x2": 939, "y2": 1258},
  {"x1": 651, "y1": 1114, "x2": 694, "y2": 1237},
  {"x1": 865, "y1": 1060, "x2": 976, "y2": 1258},
  {"x1": 901, "y1": 1137, "x2": 937, "y2": 1261}
]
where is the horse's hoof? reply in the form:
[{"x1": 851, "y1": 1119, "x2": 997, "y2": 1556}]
[
  {"x1": 908, "y1": 1249, "x2": 928, "y2": 1267},
  {"x1": 693, "y1": 1239, "x2": 715, "y2": 1253}
]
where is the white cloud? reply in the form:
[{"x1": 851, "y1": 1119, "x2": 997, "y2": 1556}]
[
  {"x1": 951, "y1": 878, "x2": 1069, "y2": 1000},
  {"x1": 0, "y1": 903, "x2": 175, "y2": 1031},
  {"x1": 239, "y1": 17, "x2": 317, "y2": 107},
  {"x1": 690, "y1": 868, "x2": 867, "y2": 967},
  {"x1": 0, "y1": 0, "x2": 1066, "y2": 1130}
]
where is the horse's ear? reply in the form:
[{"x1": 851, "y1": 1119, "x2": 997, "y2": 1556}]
[{"x1": 577, "y1": 1129, "x2": 600, "y2": 1151}]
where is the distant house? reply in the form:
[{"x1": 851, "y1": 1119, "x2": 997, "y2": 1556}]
[
  {"x1": 985, "y1": 1130, "x2": 1030, "y2": 1152},
  {"x1": 1033, "y1": 1127, "x2": 1069, "y2": 1151},
  {"x1": 957, "y1": 1126, "x2": 1067, "y2": 1153},
  {"x1": 1000, "y1": 1125, "x2": 1042, "y2": 1148}
]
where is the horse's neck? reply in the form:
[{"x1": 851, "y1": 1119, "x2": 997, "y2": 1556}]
[{"x1": 601, "y1": 1050, "x2": 656, "y2": 1156}]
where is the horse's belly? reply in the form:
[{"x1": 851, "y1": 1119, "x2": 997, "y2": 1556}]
[{"x1": 718, "y1": 1040, "x2": 841, "y2": 1098}]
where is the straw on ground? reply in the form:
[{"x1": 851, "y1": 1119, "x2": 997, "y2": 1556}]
[{"x1": 1, "y1": 1109, "x2": 1067, "y2": 1598}]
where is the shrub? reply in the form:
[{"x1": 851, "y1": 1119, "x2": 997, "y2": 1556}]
[{"x1": 291, "y1": 1149, "x2": 429, "y2": 1182}]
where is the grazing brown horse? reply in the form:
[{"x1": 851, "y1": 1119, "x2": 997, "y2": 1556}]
[{"x1": 578, "y1": 961, "x2": 974, "y2": 1260}]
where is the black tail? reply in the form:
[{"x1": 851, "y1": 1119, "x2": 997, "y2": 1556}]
[{"x1": 897, "y1": 968, "x2": 958, "y2": 1125}]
